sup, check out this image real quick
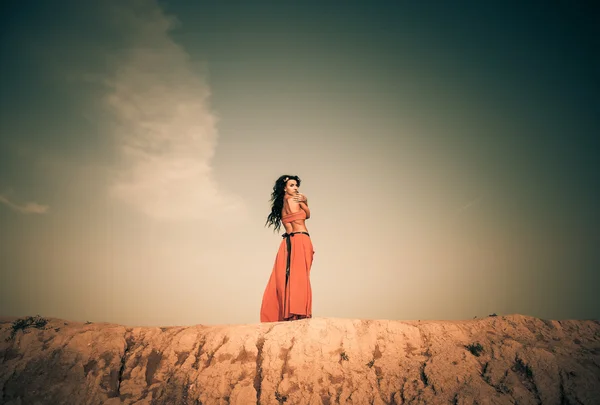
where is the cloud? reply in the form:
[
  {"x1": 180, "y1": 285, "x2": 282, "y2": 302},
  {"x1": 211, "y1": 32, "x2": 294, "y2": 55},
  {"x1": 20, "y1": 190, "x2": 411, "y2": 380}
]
[
  {"x1": 0, "y1": 195, "x2": 49, "y2": 214},
  {"x1": 455, "y1": 196, "x2": 482, "y2": 214},
  {"x1": 103, "y1": 1, "x2": 243, "y2": 221}
]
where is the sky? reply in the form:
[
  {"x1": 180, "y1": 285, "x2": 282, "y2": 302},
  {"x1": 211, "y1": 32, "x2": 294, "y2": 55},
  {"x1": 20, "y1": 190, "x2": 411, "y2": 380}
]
[{"x1": 1, "y1": 0, "x2": 598, "y2": 326}]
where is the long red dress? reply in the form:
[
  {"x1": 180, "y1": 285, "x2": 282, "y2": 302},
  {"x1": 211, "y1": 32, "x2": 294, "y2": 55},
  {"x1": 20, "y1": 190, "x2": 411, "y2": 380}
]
[{"x1": 260, "y1": 210, "x2": 314, "y2": 322}]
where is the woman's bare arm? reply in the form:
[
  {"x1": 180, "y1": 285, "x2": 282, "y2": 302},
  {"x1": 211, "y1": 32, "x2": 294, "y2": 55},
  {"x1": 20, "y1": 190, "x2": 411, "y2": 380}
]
[
  {"x1": 283, "y1": 197, "x2": 299, "y2": 214},
  {"x1": 299, "y1": 201, "x2": 310, "y2": 219},
  {"x1": 292, "y1": 193, "x2": 310, "y2": 218}
]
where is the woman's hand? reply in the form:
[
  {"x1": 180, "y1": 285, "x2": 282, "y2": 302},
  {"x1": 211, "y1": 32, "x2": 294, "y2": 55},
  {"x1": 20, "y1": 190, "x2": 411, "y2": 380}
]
[{"x1": 294, "y1": 193, "x2": 308, "y2": 203}]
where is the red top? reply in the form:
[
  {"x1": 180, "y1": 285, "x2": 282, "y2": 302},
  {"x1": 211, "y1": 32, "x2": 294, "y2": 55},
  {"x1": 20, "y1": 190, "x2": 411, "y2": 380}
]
[{"x1": 281, "y1": 210, "x2": 307, "y2": 224}]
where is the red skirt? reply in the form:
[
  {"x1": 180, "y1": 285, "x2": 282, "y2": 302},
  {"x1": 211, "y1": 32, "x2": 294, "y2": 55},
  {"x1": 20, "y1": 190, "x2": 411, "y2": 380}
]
[{"x1": 260, "y1": 233, "x2": 314, "y2": 322}]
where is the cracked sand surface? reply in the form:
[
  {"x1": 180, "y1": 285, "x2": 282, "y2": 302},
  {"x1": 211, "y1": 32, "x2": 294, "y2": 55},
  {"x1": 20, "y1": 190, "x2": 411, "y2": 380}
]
[{"x1": 1, "y1": 315, "x2": 599, "y2": 404}]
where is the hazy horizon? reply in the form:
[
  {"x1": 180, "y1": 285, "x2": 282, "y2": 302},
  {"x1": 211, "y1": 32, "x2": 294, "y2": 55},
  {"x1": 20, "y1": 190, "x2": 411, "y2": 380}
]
[{"x1": 1, "y1": 0, "x2": 598, "y2": 326}]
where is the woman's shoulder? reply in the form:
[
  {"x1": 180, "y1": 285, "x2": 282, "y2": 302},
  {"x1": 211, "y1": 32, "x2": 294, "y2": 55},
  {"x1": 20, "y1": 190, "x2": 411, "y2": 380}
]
[{"x1": 282, "y1": 197, "x2": 300, "y2": 215}]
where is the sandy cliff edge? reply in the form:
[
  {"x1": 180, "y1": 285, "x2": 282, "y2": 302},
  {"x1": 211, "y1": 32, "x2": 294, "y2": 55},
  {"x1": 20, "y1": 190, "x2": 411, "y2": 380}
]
[{"x1": 1, "y1": 314, "x2": 599, "y2": 405}]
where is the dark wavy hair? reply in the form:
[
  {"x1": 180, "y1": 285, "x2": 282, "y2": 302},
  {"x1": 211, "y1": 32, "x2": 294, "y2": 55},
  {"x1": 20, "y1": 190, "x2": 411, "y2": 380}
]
[{"x1": 265, "y1": 174, "x2": 301, "y2": 232}]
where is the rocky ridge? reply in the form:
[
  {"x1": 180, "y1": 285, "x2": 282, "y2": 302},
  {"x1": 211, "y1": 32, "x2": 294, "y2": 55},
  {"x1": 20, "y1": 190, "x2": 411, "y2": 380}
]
[{"x1": 1, "y1": 314, "x2": 599, "y2": 404}]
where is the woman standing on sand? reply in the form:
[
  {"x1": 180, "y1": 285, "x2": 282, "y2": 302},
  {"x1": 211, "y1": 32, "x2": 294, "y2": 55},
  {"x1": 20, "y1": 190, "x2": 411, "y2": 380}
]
[{"x1": 260, "y1": 175, "x2": 314, "y2": 322}]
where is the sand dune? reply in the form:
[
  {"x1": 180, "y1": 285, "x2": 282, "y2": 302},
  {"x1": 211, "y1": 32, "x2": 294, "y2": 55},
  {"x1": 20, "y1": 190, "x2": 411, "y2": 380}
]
[{"x1": 1, "y1": 314, "x2": 599, "y2": 404}]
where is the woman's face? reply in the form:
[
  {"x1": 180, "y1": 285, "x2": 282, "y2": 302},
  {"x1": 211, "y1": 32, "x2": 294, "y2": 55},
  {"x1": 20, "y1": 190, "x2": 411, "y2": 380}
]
[{"x1": 284, "y1": 179, "x2": 299, "y2": 196}]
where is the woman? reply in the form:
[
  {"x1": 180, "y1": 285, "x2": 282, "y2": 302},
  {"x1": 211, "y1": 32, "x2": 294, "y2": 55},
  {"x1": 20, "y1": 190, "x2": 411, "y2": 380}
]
[{"x1": 260, "y1": 175, "x2": 314, "y2": 322}]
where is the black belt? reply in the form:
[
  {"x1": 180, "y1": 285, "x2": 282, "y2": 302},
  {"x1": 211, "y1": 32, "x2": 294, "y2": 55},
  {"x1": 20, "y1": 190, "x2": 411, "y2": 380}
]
[
  {"x1": 281, "y1": 231, "x2": 310, "y2": 238},
  {"x1": 281, "y1": 231, "x2": 309, "y2": 318}
]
